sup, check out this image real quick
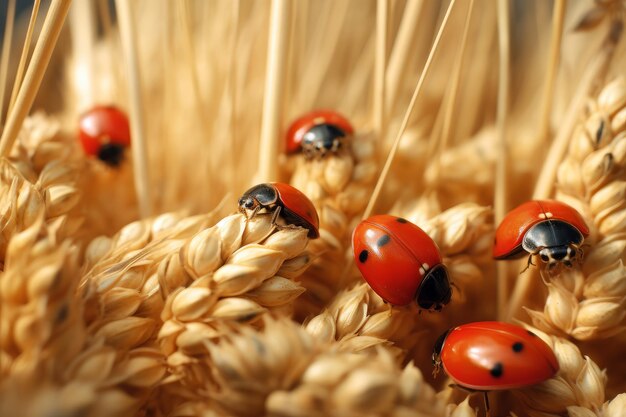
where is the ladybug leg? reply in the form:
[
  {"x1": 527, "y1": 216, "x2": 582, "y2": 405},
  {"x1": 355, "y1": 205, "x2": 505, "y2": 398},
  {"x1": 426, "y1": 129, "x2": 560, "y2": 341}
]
[
  {"x1": 483, "y1": 391, "x2": 491, "y2": 417},
  {"x1": 520, "y1": 254, "x2": 535, "y2": 273},
  {"x1": 270, "y1": 205, "x2": 282, "y2": 226},
  {"x1": 246, "y1": 205, "x2": 261, "y2": 220}
]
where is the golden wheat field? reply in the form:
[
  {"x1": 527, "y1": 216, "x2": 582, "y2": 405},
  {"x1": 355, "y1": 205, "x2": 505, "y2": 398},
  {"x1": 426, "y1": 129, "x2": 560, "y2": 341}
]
[{"x1": 1, "y1": 0, "x2": 626, "y2": 416}]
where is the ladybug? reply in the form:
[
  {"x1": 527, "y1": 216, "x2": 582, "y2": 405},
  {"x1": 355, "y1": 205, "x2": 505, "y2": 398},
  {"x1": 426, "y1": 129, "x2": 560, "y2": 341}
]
[
  {"x1": 79, "y1": 105, "x2": 131, "y2": 166},
  {"x1": 286, "y1": 110, "x2": 354, "y2": 159},
  {"x1": 432, "y1": 321, "x2": 559, "y2": 391},
  {"x1": 352, "y1": 215, "x2": 451, "y2": 311},
  {"x1": 238, "y1": 183, "x2": 320, "y2": 238},
  {"x1": 493, "y1": 200, "x2": 589, "y2": 269}
]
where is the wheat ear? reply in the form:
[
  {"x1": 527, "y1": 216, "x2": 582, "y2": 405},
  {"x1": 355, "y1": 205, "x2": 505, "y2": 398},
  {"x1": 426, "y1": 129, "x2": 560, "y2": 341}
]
[
  {"x1": 289, "y1": 131, "x2": 378, "y2": 318},
  {"x1": 527, "y1": 77, "x2": 626, "y2": 340}
]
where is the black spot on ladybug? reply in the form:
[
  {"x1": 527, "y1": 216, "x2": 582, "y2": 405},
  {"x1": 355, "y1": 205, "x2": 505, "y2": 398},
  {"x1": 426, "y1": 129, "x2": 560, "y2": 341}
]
[
  {"x1": 512, "y1": 342, "x2": 524, "y2": 353},
  {"x1": 359, "y1": 250, "x2": 369, "y2": 263},
  {"x1": 490, "y1": 362, "x2": 503, "y2": 378},
  {"x1": 396, "y1": 218, "x2": 408, "y2": 223},
  {"x1": 377, "y1": 235, "x2": 391, "y2": 247},
  {"x1": 527, "y1": 330, "x2": 537, "y2": 337}
]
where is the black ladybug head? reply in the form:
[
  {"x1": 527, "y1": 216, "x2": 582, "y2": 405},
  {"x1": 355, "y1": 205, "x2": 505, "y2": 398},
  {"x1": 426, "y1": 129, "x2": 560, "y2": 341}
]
[
  {"x1": 98, "y1": 143, "x2": 126, "y2": 166},
  {"x1": 301, "y1": 124, "x2": 346, "y2": 159},
  {"x1": 416, "y1": 265, "x2": 452, "y2": 311},
  {"x1": 238, "y1": 195, "x2": 258, "y2": 213}
]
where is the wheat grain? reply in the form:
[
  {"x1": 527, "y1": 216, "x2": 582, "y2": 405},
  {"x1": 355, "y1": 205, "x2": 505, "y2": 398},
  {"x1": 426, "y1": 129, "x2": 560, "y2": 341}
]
[{"x1": 204, "y1": 317, "x2": 449, "y2": 417}]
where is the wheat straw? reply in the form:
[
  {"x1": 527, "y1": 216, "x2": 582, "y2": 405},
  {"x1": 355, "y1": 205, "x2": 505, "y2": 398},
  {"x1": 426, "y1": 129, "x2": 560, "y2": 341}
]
[
  {"x1": 0, "y1": 0, "x2": 16, "y2": 125},
  {"x1": 8, "y1": 0, "x2": 41, "y2": 114},
  {"x1": 0, "y1": 0, "x2": 72, "y2": 157}
]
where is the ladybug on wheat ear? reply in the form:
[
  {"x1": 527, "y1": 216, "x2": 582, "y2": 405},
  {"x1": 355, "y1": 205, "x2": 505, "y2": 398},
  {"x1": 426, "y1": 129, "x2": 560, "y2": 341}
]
[
  {"x1": 78, "y1": 105, "x2": 131, "y2": 166},
  {"x1": 286, "y1": 110, "x2": 354, "y2": 159},
  {"x1": 432, "y1": 321, "x2": 559, "y2": 391},
  {"x1": 352, "y1": 215, "x2": 451, "y2": 311},
  {"x1": 493, "y1": 200, "x2": 589, "y2": 270},
  {"x1": 238, "y1": 183, "x2": 319, "y2": 238}
]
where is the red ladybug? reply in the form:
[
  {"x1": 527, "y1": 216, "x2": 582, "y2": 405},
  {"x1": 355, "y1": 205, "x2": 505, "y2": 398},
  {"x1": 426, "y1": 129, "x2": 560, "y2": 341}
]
[
  {"x1": 493, "y1": 200, "x2": 589, "y2": 269},
  {"x1": 238, "y1": 183, "x2": 319, "y2": 238},
  {"x1": 432, "y1": 321, "x2": 559, "y2": 391},
  {"x1": 79, "y1": 105, "x2": 131, "y2": 166},
  {"x1": 352, "y1": 215, "x2": 451, "y2": 311},
  {"x1": 286, "y1": 110, "x2": 354, "y2": 158}
]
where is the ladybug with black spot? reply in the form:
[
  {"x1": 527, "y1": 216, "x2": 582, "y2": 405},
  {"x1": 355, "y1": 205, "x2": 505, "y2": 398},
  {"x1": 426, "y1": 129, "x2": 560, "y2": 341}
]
[
  {"x1": 78, "y1": 105, "x2": 131, "y2": 166},
  {"x1": 286, "y1": 110, "x2": 354, "y2": 159},
  {"x1": 493, "y1": 200, "x2": 589, "y2": 270},
  {"x1": 352, "y1": 214, "x2": 451, "y2": 311},
  {"x1": 238, "y1": 183, "x2": 319, "y2": 238},
  {"x1": 432, "y1": 321, "x2": 559, "y2": 391}
]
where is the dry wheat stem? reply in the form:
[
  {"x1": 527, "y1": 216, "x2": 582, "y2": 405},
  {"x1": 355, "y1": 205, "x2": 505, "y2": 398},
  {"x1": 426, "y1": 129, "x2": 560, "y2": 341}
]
[
  {"x1": 495, "y1": 0, "x2": 510, "y2": 321},
  {"x1": 0, "y1": 0, "x2": 72, "y2": 157},
  {"x1": 374, "y1": 0, "x2": 388, "y2": 140},
  {"x1": 384, "y1": 0, "x2": 424, "y2": 128},
  {"x1": 115, "y1": 0, "x2": 153, "y2": 218},
  {"x1": 69, "y1": 0, "x2": 96, "y2": 110},
  {"x1": 363, "y1": 0, "x2": 457, "y2": 220},
  {"x1": 258, "y1": 0, "x2": 291, "y2": 183},
  {"x1": 8, "y1": 0, "x2": 41, "y2": 115},
  {"x1": 538, "y1": 0, "x2": 567, "y2": 141},
  {"x1": 0, "y1": 0, "x2": 16, "y2": 125}
]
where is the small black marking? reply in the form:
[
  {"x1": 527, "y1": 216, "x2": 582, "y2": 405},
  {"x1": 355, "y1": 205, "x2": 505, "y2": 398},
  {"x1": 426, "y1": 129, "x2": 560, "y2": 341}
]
[
  {"x1": 359, "y1": 250, "x2": 369, "y2": 263},
  {"x1": 377, "y1": 234, "x2": 391, "y2": 247},
  {"x1": 512, "y1": 342, "x2": 524, "y2": 353},
  {"x1": 490, "y1": 362, "x2": 503, "y2": 378},
  {"x1": 527, "y1": 330, "x2": 537, "y2": 337},
  {"x1": 596, "y1": 120, "x2": 605, "y2": 145},
  {"x1": 396, "y1": 217, "x2": 408, "y2": 223},
  {"x1": 98, "y1": 143, "x2": 125, "y2": 166}
]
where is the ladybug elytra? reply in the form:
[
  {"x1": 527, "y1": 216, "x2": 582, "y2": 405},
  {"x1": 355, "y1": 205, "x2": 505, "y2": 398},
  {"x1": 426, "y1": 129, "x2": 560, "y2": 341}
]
[
  {"x1": 432, "y1": 321, "x2": 559, "y2": 391},
  {"x1": 238, "y1": 183, "x2": 319, "y2": 238},
  {"x1": 352, "y1": 215, "x2": 451, "y2": 311}
]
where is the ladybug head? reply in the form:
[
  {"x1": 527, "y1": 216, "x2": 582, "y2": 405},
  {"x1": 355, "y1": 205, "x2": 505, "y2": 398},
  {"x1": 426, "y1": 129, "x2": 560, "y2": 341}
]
[
  {"x1": 538, "y1": 245, "x2": 579, "y2": 270},
  {"x1": 238, "y1": 194, "x2": 259, "y2": 215},
  {"x1": 97, "y1": 142, "x2": 126, "y2": 166},
  {"x1": 301, "y1": 124, "x2": 347, "y2": 159},
  {"x1": 416, "y1": 265, "x2": 452, "y2": 312},
  {"x1": 431, "y1": 328, "x2": 451, "y2": 377}
]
